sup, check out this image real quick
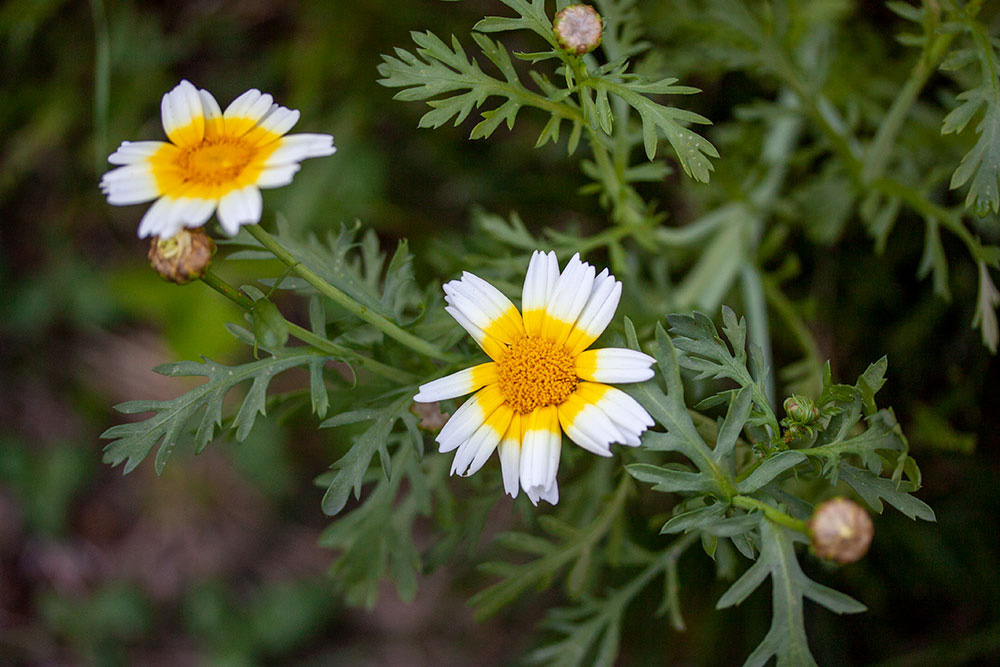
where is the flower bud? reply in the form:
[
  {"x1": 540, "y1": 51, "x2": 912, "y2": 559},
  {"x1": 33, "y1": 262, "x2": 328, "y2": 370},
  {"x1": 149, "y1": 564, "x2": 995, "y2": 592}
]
[
  {"x1": 252, "y1": 299, "x2": 289, "y2": 351},
  {"x1": 808, "y1": 498, "x2": 874, "y2": 564},
  {"x1": 411, "y1": 401, "x2": 449, "y2": 431},
  {"x1": 148, "y1": 228, "x2": 216, "y2": 284},
  {"x1": 553, "y1": 5, "x2": 602, "y2": 55},
  {"x1": 783, "y1": 395, "x2": 819, "y2": 423}
]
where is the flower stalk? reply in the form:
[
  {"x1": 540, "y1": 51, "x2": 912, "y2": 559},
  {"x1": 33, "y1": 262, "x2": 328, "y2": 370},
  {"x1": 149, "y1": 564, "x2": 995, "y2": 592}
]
[
  {"x1": 199, "y1": 267, "x2": 411, "y2": 382},
  {"x1": 244, "y1": 224, "x2": 455, "y2": 362}
]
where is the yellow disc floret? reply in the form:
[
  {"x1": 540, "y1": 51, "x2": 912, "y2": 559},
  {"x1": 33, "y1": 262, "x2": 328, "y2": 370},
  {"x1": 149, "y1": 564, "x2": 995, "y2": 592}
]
[
  {"x1": 180, "y1": 140, "x2": 257, "y2": 186},
  {"x1": 149, "y1": 126, "x2": 281, "y2": 200},
  {"x1": 497, "y1": 334, "x2": 578, "y2": 414}
]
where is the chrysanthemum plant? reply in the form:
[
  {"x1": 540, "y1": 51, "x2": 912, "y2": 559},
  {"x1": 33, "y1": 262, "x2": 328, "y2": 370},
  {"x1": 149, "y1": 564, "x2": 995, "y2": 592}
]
[{"x1": 100, "y1": 0, "x2": 1000, "y2": 664}]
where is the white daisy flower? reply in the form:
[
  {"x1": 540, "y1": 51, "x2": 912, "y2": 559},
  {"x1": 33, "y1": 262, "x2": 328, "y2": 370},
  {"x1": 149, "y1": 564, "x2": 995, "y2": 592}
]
[
  {"x1": 100, "y1": 79, "x2": 336, "y2": 239},
  {"x1": 414, "y1": 251, "x2": 656, "y2": 505}
]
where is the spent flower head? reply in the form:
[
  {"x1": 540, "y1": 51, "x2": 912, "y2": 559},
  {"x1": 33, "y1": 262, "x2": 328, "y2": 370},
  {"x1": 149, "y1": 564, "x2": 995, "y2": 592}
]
[
  {"x1": 553, "y1": 5, "x2": 603, "y2": 55},
  {"x1": 414, "y1": 251, "x2": 655, "y2": 505},
  {"x1": 100, "y1": 80, "x2": 335, "y2": 239},
  {"x1": 809, "y1": 497, "x2": 874, "y2": 564},
  {"x1": 147, "y1": 228, "x2": 216, "y2": 284}
]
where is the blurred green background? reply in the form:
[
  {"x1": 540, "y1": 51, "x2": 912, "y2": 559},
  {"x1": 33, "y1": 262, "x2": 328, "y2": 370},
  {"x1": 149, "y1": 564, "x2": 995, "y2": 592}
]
[{"x1": 1, "y1": 1, "x2": 998, "y2": 665}]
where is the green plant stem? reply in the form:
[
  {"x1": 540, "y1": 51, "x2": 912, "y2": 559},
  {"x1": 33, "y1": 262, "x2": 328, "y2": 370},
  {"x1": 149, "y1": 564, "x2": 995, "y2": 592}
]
[
  {"x1": 862, "y1": 30, "x2": 955, "y2": 182},
  {"x1": 760, "y1": 272, "x2": 824, "y2": 396},
  {"x1": 732, "y1": 495, "x2": 810, "y2": 533},
  {"x1": 607, "y1": 531, "x2": 699, "y2": 630},
  {"x1": 562, "y1": 55, "x2": 652, "y2": 233},
  {"x1": 774, "y1": 35, "x2": 992, "y2": 265},
  {"x1": 200, "y1": 268, "x2": 254, "y2": 309},
  {"x1": 199, "y1": 268, "x2": 410, "y2": 382},
  {"x1": 244, "y1": 224, "x2": 455, "y2": 362}
]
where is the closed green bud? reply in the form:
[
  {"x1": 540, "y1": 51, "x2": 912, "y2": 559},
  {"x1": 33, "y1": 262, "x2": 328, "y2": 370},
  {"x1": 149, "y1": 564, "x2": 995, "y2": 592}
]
[
  {"x1": 783, "y1": 394, "x2": 819, "y2": 423},
  {"x1": 553, "y1": 5, "x2": 602, "y2": 55},
  {"x1": 252, "y1": 299, "x2": 289, "y2": 350}
]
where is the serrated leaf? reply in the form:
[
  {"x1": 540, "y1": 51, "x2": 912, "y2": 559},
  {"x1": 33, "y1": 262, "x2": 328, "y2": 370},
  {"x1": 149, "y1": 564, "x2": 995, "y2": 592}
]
[
  {"x1": 950, "y1": 100, "x2": 1000, "y2": 216},
  {"x1": 378, "y1": 28, "x2": 566, "y2": 143},
  {"x1": 917, "y1": 217, "x2": 951, "y2": 299},
  {"x1": 319, "y1": 393, "x2": 419, "y2": 516},
  {"x1": 838, "y1": 463, "x2": 936, "y2": 521},
  {"x1": 472, "y1": 0, "x2": 554, "y2": 43},
  {"x1": 101, "y1": 349, "x2": 330, "y2": 475},
  {"x1": 624, "y1": 323, "x2": 712, "y2": 464},
  {"x1": 589, "y1": 78, "x2": 718, "y2": 182},
  {"x1": 230, "y1": 219, "x2": 421, "y2": 324},
  {"x1": 627, "y1": 463, "x2": 714, "y2": 494},
  {"x1": 715, "y1": 385, "x2": 752, "y2": 467},
  {"x1": 856, "y1": 356, "x2": 887, "y2": 415},
  {"x1": 737, "y1": 451, "x2": 807, "y2": 493},
  {"x1": 661, "y1": 503, "x2": 726, "y2": 533},
  {"x1": 941, "y1": 24, "x2": 1000, "y2": 216},
  {"x1": 718, "y1": 522, "x2": 864, "y2": 667}
]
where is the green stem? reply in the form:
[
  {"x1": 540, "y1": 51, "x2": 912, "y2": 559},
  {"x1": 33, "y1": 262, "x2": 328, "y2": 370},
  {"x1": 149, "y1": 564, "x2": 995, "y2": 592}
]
[
  {"x1": 862, "y1": 30, "x2": 955, "y2": 183},
  {"x1": 199, "y1": 268, "x2": 410, "y2": 382},
  {"x1": 567, "y1": 60, "x2": 648, "y2": 229},
  {"x1": 773, "y1": 34, "x2": 993, "y2": 266},
  {"x1": 200, "y1": 267, "x2": 254, "y2": 309},
  {"x1": 872, "y1": 177, "x2": 989, "y2": 263},
  {"x1": 733, "y1": 495, "x2": 809, "y2": 534},
  {"x1": 244, "y1": 224, "x2": 454, "y2": 362}
]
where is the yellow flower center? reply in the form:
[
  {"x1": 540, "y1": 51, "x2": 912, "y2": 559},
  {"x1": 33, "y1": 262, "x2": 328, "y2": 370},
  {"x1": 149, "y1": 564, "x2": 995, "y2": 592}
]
[
  {"x1": 149, "y1": 122, "x2": 282, "y2": 200},
  {"x1": 177, "y1": 139, "x2": 256, "y2": 186},
  {"x1": 497, "y1": 334, "x2": 578, "y2": 414}
]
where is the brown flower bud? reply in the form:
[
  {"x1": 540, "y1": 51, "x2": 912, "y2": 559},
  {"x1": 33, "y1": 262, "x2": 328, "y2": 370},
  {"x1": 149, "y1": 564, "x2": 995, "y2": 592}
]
[
  {"x1": 148, "y1": 228, "x2": 216, "y2": 284},
  {"x1": 411, "y1": 401, "x2": 449, "y2": 432},
  {"x1": 553, "y1": 5, "x2": 602, "y2": 55},
  {"x1": 808, "y1": 497, "x2": 874, "y2": 564}
]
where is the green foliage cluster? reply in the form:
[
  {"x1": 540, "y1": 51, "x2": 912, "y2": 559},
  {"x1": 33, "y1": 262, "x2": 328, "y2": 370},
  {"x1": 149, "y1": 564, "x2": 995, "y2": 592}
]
[{"x1": 5, "y1": 0, "x2": 997, "y2": 664}]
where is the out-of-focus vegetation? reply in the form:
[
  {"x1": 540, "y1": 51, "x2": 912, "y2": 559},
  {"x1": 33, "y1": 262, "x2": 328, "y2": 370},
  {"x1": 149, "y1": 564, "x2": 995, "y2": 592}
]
[{"x1": 0, "y1": 1, "x2": 998, "y2": 665}]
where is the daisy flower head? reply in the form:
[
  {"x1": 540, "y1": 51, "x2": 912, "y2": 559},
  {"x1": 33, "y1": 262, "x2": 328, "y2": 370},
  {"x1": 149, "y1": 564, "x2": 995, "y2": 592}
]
[
  {"x1": 100, "y1": 80, "x2": 336, "y2": 239},
  {"x1": 414, "y1": 251, "x2": 657, "y2": 506}
]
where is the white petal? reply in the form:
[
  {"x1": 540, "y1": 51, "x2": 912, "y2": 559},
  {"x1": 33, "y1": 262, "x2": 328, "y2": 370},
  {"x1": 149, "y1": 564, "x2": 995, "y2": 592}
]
[
  {"x1": 519, "y1": 420, "x2": 561, "y2": 505},
  {"x1": 436, "y1": 387, "x2": 505, "y2": 454},
  {"x1": 414, "y1": 364, "x2": 495, "y2": 403},
  {"x1": 576, "y1": 348, "x2": 656, "y2": 383},
  {"x1": 137, "y1": 196, "x2": 181, "y2": 239},
  {"x1": 437, "y1": 398, "x2": 485, "y2": 454},
  {"x1": 521, "y1": 250, "x2": 560, "y2": 314},
  {"x1": 566, "y1": 270, "x2": 622, "y2": 355},
  {"x1": 224, "y1": 88, "x2": 274, "y2": 125},
  {"x1": 216, "y1": 186, "x2": 263, "y2": 235},
  {"x1": 543, "y1": 253, "x2": 596, "y2": 338},
  {"x1": 256, "y1": 164, "x2": 301, "y2": 189},
  {"x1": 498, "y1": 418, "x2": 521, "y2": 498},
  {"x1": 599, "y1": 387, "x2": 654, "y2": 428},
  {"x1": 107, "y1": 141, "x2": 167, "y2": 165},
  {"x1": 444, "y1": 305, "x2": 488, "y2": 347},
  {"x1": 161, "y1": 80, "x2": 205, "y2": 145},
  {"x1": 443, "y1": 287, "x2": 516, "y2": 343},
  {"x1": 179, "y1": 198, "x2": 216, "y2": 229},
  {"x1": 100, "y1": 165, "x2": 160, "y2": 205},
  {"x1": 256, "y1": 105, "x2": 301, "y2": 137},
  {"x1": 445, "y1": 274, "x2": 522, "y2": 341},
  {"x1": 558, "y1": 394, "x2": 623, "y2": 456},
  {"x1": 198, "y1": 89, "x2": 225, "y2": 138},
  {"x1": 263, "y1": 133, "x2": 336, "y2": 166},
  {"x1": 461, "y1": 272, "x2": 519, "y2": 316},
  {"x1": 451, "y1": 408, "x2": 511, "y2": 477}
]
